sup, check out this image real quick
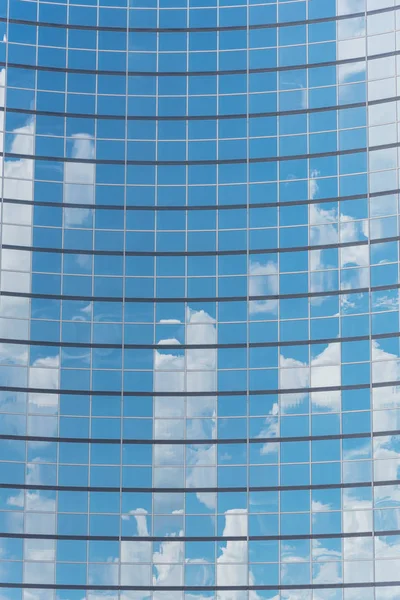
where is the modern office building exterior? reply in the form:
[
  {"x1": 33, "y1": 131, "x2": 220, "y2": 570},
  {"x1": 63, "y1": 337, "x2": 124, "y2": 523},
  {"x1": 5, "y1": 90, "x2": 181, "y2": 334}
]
[{"x1": 1, "y1": 0, "x2": 400, "y2": 598}]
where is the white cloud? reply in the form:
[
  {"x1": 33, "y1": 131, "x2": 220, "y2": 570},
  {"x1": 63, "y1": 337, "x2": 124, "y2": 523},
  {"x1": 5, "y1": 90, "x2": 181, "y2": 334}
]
[
  {"x1": 336, "y1": 0, "x2": 366, "y2": 84},
  {"x1": 309, "y1": 169, "x2": 320, "y2": 200},
  {"x1": 24, "y1": 538, "x2": 55, "y2": 561},
  {"x1": 311, "y1": 499, "x2": 333, "y2": 512},
  {"x1": 154, "y1": 307, "x2": 217, "y2": 508},
  {"x1": 159, "y1": 319, "x2": 182, "y2": 325},
  {"x1": 278, "y1": 342, "x2": 341, "y2": 413},
  {"x1": 0, "y1": 68, "x2": 64, "y2": 438},
  {"x1": 63, "y1": 134, "x2": 95, "y2": 226},
  {"x1": 249, "y1": 260, "x2": 278, "y2": 315}
]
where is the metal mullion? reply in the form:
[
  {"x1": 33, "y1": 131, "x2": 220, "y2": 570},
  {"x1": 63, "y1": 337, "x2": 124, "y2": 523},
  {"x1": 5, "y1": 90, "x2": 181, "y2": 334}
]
[
  {"x1": 54, "y1": 0, "x2": 71, "y2": 579},
  {"x1": 183, "y1": 0, "x2": 189, "y2": 560},
  {"x1": 276, "y1": 0, "x2": 282, "y2": 585},
  {"x1": 21, "y1": 0, "x2": 39, "y2": 582},
  {"x1": 214, "y1": 0, "x2": 222, "y2": 585},
  {"x1": 336, "y1": 6, "x2": 345, "y2": 584},
  {"x1": 84, "y1": 0, "x2": 101, "y2": 584},
  {"x1": 365, "y1": 4, "x2": 377, "y2": 599},
  {"x1": 151, "y1": 0, "x2": 160, "y2": 584},
  {"x1": 245, "y1": 0, "x2": 250, "y2": 593},
  {"x1": 215, "y1": 0, "x2": 220, "y2": 586},
  {"x1": 117, "y1": 0, "x2": 130, "y2": 589},
  {"x1": 0, "y1": 0, "x2": 9, "y2": 306},
  {"x1": 305, "y1": 0, "x2": 313, "y2": 589}
]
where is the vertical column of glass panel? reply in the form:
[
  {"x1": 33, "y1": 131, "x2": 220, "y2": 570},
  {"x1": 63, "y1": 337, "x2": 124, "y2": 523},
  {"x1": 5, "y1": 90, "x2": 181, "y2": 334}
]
[{"x1": 1, "y1": 0, "x2": 25, "y2": 592}]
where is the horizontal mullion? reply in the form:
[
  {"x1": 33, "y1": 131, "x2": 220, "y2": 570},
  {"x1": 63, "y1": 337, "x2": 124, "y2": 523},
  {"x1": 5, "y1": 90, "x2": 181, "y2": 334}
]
[
  {"x1": 0, "y1": 530, "x2": 398, "y2": 543},
  {"x1": 1, "y1": 48, "x2": 395, "y2": 77},
  {"x1": 3, "y1": 140, "x2": 395, "y2": 166},
  {"x1": 0, "y1": 378, "x2": 397, "y2": 397},
  {"x1": 0, "y1": 429, "x2": 398, "y2": 446},
  {"x1": 3, "y1": 96, "x2": 388, "y2": 121},
  {"x1": 3, "y1": 92, "x2": 396, "y2": 123},
  {"x1": 0, "y1": 478, "x2": 399, "y2": 493},
  {"x1": 1, "y1": 3, "x2": 397, "y2": 33},
  {"x1": 1, "y1": 329, "x2": 399, "y2": 350},
  {"x1": 4, "y1": 235, "x2": 398, "y2": 257},
  {"x1": 1, "y1": 187, "x2": 391, "y2": 212},
  {"x1": 0, "y1": 582, "x2": 399, "y2": 592}
]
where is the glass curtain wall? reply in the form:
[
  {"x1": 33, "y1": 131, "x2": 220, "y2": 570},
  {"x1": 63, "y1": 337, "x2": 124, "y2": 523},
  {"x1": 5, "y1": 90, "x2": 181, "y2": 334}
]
[{"x1": 0, "y1": 0, "x2": 400, "y2": 598}]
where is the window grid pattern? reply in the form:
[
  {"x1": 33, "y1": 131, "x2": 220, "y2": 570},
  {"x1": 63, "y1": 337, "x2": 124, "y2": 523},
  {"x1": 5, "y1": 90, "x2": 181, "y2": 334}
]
[{"x1": 1, "y1": 0, "x2": 400, "y2": 599}]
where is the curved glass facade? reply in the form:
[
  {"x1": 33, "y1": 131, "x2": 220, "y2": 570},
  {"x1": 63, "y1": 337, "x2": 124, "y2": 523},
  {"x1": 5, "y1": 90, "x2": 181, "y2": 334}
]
[{"x1": 1, "y1": 0, "x2": 400, "y2": 598}]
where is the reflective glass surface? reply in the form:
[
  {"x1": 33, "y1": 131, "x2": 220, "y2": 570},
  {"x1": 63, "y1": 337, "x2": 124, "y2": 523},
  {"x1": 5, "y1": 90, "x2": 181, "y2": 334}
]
[{"x1": 1, "y1": 0, "x2": 400, "y2": 597}]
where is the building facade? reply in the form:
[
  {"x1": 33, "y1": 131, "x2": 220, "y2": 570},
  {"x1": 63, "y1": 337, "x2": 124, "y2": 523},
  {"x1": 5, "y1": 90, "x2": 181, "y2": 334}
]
[{"x1": 0, "y1": 0, "x2": 400, "y2": 598}]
